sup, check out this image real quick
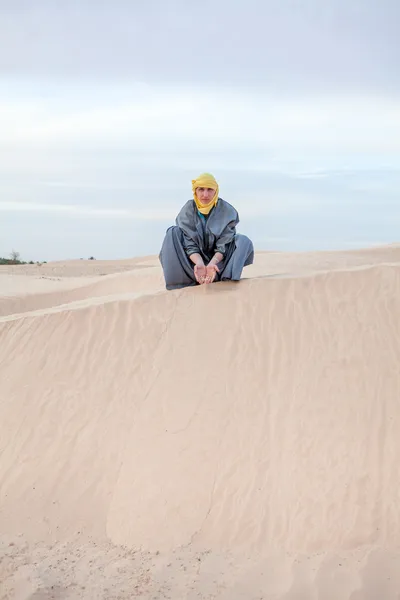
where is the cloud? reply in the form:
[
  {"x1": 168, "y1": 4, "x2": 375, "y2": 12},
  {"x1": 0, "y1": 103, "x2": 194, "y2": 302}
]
[
  {"x1": 0, "y1": 201, "x2": 172, "y2": 220},
  {"x1": 1, "y1": 84, "x2": 400, "y2": 164},
  {"x1": 0, "y1": 0, "x2": 399, "y2": 93}
]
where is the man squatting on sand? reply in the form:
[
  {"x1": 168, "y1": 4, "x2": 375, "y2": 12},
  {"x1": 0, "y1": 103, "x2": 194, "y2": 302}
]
[{"x1": 159, "y1": 173, "x2": 254, "y2": 290}]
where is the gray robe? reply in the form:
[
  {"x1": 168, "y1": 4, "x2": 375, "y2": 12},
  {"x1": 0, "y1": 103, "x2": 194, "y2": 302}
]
[{"x1": 159, "y1": 198, "x2": 254, "y2": 290}]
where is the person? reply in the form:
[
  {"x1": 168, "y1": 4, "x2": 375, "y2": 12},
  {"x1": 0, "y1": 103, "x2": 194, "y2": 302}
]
[{"x1": 159, "y1": 173, "x2": 254, "y2": 290}]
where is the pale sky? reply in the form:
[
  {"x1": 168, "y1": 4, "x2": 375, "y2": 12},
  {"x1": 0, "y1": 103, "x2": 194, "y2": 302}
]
[{"x1": 0, "y1": 0, "x2": 399, "y2": 261}]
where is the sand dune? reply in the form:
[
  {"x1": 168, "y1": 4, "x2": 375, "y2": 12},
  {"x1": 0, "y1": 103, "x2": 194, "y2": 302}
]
[
  {"x1": 1, "y1": 244, "x2": 399, "y2": 318},
  {"x1": 1, "y1": 246, "x2": 400, "y2": 599}
]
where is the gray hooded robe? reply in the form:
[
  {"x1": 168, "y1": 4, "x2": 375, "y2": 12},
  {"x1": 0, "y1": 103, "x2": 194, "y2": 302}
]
[{"x1": 159, "y1": 198, "x2": 254, "y2": 290}]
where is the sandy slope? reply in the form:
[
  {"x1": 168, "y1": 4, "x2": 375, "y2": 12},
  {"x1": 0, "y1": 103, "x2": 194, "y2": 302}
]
[{"x1": 1, "y1": 246, "x2": 400, "y2": 599}]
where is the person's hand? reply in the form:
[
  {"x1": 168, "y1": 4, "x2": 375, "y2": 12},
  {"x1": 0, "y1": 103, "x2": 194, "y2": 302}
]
[
  {"x1": 194, "y1": 263, "x2": 207, "y2": 284},
  {"x1": 204, "y1": 263, "x2": 220, "y2": 284}
]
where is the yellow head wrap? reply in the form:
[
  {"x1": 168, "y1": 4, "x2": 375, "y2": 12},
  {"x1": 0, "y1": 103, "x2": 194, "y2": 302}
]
[{"x1": 192, "y1": 172, "x2": 219, "y2": 215}]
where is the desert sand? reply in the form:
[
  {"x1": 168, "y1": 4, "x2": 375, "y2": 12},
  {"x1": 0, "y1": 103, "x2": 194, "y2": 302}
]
[{"x1": 1, "y1": 245, "x2": 400, "y2": 599}]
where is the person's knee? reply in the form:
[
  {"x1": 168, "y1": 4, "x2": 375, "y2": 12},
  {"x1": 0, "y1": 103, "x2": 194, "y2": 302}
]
[
  {"x1": 161, "y1": 226, "x2": 183, "y2": 250},
  {"x1": 235, "y1": 234, "x2": 254, "y2": 266},
  {"x1": 236, "y1": 233, "x2": 253, "y2": 250},
  {"x1": 165, "y1": 225, "x2": 180, "y2": 238},
  {"x1": 160, "y1": 226, "x2": 181, "y2": 262}
]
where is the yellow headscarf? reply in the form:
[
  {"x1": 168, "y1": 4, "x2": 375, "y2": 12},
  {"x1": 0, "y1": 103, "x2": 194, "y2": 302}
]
[{"x1": 192, "y1": 172, "x2": 219, "y2": 215}]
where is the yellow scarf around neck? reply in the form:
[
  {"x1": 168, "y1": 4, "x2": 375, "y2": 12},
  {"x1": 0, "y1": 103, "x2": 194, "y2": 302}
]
[{"x1": 192, "y1": 172, "x2": 219, "y2": 215}]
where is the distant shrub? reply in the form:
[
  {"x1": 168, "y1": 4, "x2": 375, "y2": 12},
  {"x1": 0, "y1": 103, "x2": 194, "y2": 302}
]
[
  {"x1": 0, "y1": 257, "x2": 26, "y2": 265},
  {"x1": 10, "y1": 250, "x2": 20, "y2": 263},
  {"x1": 0, "y1": 250, "x2": 46, "y2": 265}
]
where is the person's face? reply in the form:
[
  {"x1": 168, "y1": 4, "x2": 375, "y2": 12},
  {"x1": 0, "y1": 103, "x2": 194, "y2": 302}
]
[{"x1": 196, "y1": 187, "x2": 215, "y2": 205}]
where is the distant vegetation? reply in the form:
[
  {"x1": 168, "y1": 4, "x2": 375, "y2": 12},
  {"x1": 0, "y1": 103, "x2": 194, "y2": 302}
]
[
  {"x1": 0, "y1": 250, "x2": 97, "y2": 265},
  {"x1": 0, "y1": 250, "x2": 47, "y2": 266}
]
